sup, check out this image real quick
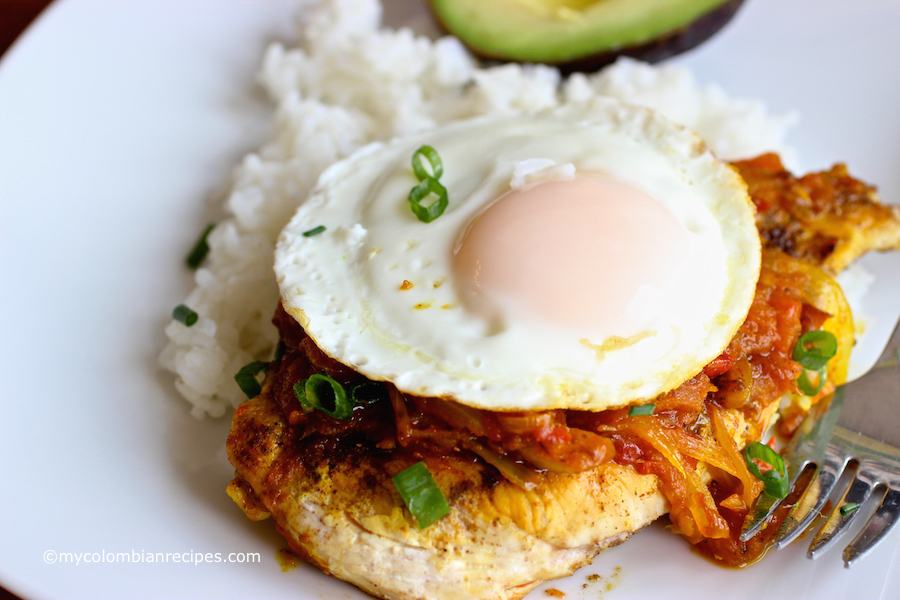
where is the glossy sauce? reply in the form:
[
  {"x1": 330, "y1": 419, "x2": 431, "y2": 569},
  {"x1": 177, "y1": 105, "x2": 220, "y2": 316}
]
[{"x1": 691, "y1": 469, "x2": 815, "y2": 568}]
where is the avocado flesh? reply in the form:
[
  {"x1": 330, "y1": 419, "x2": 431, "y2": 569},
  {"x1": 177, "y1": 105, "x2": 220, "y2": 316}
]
[{"x1": 428, "y1": 0, "x2": 740, "y2": 66}]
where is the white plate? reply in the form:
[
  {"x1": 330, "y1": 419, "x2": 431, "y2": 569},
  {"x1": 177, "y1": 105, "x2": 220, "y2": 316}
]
[{"x1": 1, "y1": 1, "x2": 898, "y2": 599}]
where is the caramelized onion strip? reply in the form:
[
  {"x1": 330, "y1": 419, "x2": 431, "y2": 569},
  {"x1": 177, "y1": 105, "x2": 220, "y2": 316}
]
[
  {"x1": 517, "y1": 429, "x2": 615, "y2": 473},
  {"x1": 464, "y1": 440, "x2": 541, "y2": 490},
  {"x1": 495, "y1": 411, "x2": 558, "y2": 435},
  {"x1": 709, "y1": 405, "x2": 764, "y2": 509},
  {"x1": 663, "y1": 428, "x2": 734, "y2": 475},
  {"x1": 389, "y1": 386, "x2": 413, "y2": 447},
  {"x1": 626, "y1": 416, "x2": 730, "y2": 540},
  {"x1": 415, "y1": 396, "x2": 493, "y2": 439}
]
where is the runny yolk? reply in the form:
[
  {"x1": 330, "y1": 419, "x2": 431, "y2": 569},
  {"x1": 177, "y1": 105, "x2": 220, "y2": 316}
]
[{"x1": 452, "y1": 174, "x2": 690, "y2": 337}]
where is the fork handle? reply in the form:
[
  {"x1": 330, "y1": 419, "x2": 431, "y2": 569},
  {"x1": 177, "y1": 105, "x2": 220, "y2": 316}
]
[
  {"x1": 873, "y1": 316, "x2": 900, "y2": 369},
  {"x1": 837, "y1": 317, "x2": 900, "y2": 448}
]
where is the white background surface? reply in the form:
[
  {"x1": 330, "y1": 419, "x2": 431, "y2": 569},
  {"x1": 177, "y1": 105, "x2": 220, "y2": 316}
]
[{"x1": 1, "y1": 1, "x2": 899, "y2": 599}]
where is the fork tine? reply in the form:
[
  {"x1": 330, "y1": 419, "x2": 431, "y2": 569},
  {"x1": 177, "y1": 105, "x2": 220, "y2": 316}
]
[
  {"x1": 740, "y1": 458, "x2": 817, "y2": 542},
  {"x1": 741, "y1": 387, "x2": 846, "y2": 543},
  {"x1": 740, "y1": 488, "x2": 784, "y2": 541},
  {"x1": 741, "y1": 397, "x2": 840, "y2": 542},
  {"x1": 807, "y1": 469, "x2": 874, "y2": 559},
  {"x1": 843, "y1": 486, "x2": 900, "y2": 567},
  {"x1": 774, "y1": 447, "x2": 851, "y2": 549}
]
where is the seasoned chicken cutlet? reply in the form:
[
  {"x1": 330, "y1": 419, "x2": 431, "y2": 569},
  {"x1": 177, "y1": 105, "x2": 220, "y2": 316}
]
[
  {"x1": 733, "y1": 153, "x2": 900, "y2": 274},
  {"x1": 227, "y1": 390, "x2": 665, "y2": 600}
]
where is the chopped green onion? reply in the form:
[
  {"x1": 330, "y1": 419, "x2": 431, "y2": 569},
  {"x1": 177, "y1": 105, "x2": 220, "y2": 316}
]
[
  {"x1": 234, "y1": 361, "x2": 269, "y2": 399},
  {"x1": 744, "y1": 441, "x2": 789, "y2": 499},
  {"x1": 628, "y1": 404, "x2": 655, "y2": 416},
  {"x1": 172, "y1": 304, "x2": 198, "y2": 327},
  {"x1": 292, "y1": 382, "x2": 314, "y2": 413},
  {"x1": 797, "y1": 367, "x2": 827, "y2": 396},
  {"x1": 411, "y1": 145, "x2": 443, "y2": 181},
  {"x1": 292, "y1": 382, "x2": 311, "y2": 413},
  {"x1": 302, "y1": 225, "x2": 326, "y2": 237},
  {"x1": 793, "y1": 330, "x2": 838, "y2": 370},
  {"x1": 350, "y1": 382, "x2": 389, "y2": 405},
  {"x1": 293, "y1": 373, "x2": 352, "y2": 419},
  {"x1": 392, "y1": 461, "x2": 450, "y2": 529},
  {"x1": 840, "y1": 502, "x2": 859, "y2": 516},
  {"x1": 186, "y1": 223, "x2": 214, "y2": 269},
  {"x1": 408, "y1": 177, "x2": 448, "y2": 223}
]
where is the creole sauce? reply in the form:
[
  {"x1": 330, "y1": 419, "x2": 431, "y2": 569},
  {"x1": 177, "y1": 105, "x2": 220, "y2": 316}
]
[{"x1": 264, "y1": 246, "x2": 828, "y2": 567}]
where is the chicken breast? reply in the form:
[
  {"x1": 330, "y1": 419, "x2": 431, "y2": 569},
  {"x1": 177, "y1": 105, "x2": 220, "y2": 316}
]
[
  {"x1": 227, "y1": 390, "x2": 666, "y2": 600},
  {"x1": 732, "y1": 154, "x2": 900, "y2": 274}
]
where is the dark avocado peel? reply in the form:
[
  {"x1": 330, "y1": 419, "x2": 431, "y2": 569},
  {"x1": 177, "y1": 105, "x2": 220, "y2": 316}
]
[{"x1": 427, "y1": 0, "x2": 746, "y2": 73}]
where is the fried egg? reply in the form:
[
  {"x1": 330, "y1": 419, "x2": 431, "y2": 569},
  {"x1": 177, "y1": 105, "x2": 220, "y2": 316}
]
[{"x1": 274, "y1": 98, "x2": 760, "y2": 412}]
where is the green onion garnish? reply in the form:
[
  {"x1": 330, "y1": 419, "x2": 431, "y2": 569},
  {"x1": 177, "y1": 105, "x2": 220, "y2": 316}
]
[
  {"x1": 302, "y1": 225, "x2": 326, "y2": 237},
  {"x1": 797, "y1": 367, "x2": 827, "y2": 396},
  {"x1": 411, "y1": 145, "x2": 443, "y2": 181},
  {"x1": 793, "y1": 330, "x2": 838, "y2": 370},
  {"x1": 186, "y1": 223, "x2": 214, "y2": 269},
  {"x1": 350, "y1": 382, "x2": 389, "y2": 405},
  {"x1": 744, "y1": 441, "x2": 790, "y2": 499},
  {"x1": 628, "y1": 404, "x2": 655, "y2": 416},
  {"x1": 408, "y1": 177, "x2": 448, "y2": 223},
  {"x1": 407, "y1": 146, "x2": 448, "y2": 223},
  {"x1": 392, "y1": 461, "x2": 450, "y2": 529},
  {"x1": 172, "y1": 304, "x2": 198, "y2": 327},
  {"x1": 293, "y1": 382, "x2": 314, "y2": 413},
  {"x1": 293, "y1": 373, "x2": 352, "y2": 420},
  {"x1": 840, "y1": 502, "x2": 859, "y2": 516},
  {"x1": 234, "y1": 361, "x2": 269, "y2": 399}
]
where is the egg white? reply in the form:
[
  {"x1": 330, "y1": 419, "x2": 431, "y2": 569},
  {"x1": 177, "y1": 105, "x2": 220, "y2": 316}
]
[{"x1": 274, "y1": 98, "x2": 760, "y2": 411}]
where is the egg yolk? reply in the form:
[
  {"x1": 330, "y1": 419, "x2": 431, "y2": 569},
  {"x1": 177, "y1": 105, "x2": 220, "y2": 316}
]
[{"x1": 452, "y1": 175, "x2": 690, "y2": 337}]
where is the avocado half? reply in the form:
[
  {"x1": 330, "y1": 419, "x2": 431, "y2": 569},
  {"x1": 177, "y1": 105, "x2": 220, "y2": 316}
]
[{"x1": 427, "y1": 0, "x2": 746, "y2": 72}]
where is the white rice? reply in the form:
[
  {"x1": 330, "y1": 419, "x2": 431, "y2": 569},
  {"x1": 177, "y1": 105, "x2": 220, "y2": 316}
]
[{"x1": 159, "y1": 0, "x2": 797, "y2": 419}]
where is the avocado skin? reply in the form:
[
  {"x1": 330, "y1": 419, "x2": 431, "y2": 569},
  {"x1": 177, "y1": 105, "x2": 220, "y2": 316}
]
[
  {"x1": 428, "y1": 0, "x2": 746, "y2": 74},
  {"x1": 563, "y1": 0, "x2": 746, "y2": 73}
]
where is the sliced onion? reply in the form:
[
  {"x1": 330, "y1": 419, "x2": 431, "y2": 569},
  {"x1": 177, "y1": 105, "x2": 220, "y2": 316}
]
[
  {"x1": 709, "y1": 405, "x2": 764, "y2": 509},
  {"x1": 626, "y1": 416, "x2": 730, "y2": 540},
  {"x1": 464, "y1": 440, "x2": 541, "y2": 490}
]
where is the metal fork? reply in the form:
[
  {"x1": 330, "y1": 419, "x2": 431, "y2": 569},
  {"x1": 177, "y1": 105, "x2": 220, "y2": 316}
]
[{"x1": 741, "y1": 317, "x2": 900, "y2": 567}]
